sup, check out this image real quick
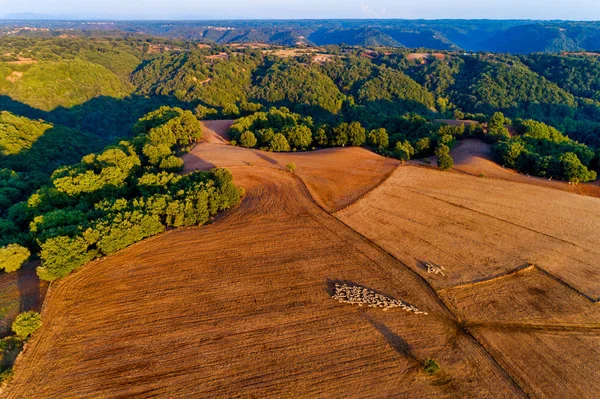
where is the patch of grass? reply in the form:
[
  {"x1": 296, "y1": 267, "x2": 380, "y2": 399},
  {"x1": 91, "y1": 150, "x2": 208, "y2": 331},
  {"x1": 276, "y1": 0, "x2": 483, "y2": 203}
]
[
  {"x1": 422, "y1": 358, "x2": 441, "y2": 375},
  {"x1": 0, "y1": 367, "x2": 13, "y2": 384},
  {"x1": 0, "y1": 336, "x2": 24, "y2": 383}
]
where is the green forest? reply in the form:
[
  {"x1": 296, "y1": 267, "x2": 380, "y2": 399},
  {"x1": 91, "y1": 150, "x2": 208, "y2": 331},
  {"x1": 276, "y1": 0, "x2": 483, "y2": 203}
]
[{"x1": 2, "y1": 36, "x2": 600, "y2": 283}]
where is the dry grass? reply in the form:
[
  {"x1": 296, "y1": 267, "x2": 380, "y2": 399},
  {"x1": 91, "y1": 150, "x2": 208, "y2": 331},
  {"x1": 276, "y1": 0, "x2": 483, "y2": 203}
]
[
  {"x1": 206, "y1": 53, "x2": 229, "y2": 61},
  {"x1": 5, "y1": 123, "x2": 599, "y2": 398},
  {"x1": 5, "y1": 71, "x2": 23, "y2": 83},
  {"x1": 407, "y1": 53, "x2": 446, "y2": 61},
  {"x1": 312, "y1": 54, "x2": 335, "y2": 64},
  {"x1": 184, "y1": 143, "x2": 399, "y2": 213},
  {"x1": 441, "y1": 265, "x2": 599, "y2": 325},
  {"x1": 4, "y1": 168, "x2": 522, "y2": 398},
  {"x1": 470, "y1": 328, "x2": 600, "y2": 399}
]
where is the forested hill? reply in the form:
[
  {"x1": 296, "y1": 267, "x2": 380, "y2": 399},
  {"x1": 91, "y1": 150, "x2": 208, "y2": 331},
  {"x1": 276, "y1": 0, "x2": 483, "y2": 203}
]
[
  {"x1": 2, "y1": 19, "x2": 600, "y2": 53},
  {"x1": 1, "y1": 37, "x2": 600, "y2": 143}
]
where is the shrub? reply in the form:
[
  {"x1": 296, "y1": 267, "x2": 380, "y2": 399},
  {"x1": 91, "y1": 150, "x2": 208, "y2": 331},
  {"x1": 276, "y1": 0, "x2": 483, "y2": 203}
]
[
  {"x1": 0, "y1": 244, "x2": 30, "y2": 273},
  {"x1": 239, "y1": 131, "x2": 258, "y2": 148},
  {"x1": 284, "y1": 125, "x2": 313, "y2": 150},
  {"x1": 436, "y1": 144, "x2": 454, "y2": 170},
  {"x1": 286, "y1": 163, "x2": 296, "y2": 173},
  {"x1": 37, "y1": 236, "x2": 95, "y2": 281},
  {"x1": 557, "y1": 152, "x2": 597, "y2": 183},
  {"x1": 330, "y1": 123, "x2": 349, "y2": 146},
  {"x1": 314, "y1": 127, "x2": 329, "y2": 146},
  {"x1": 0, "y1": 368, "x2": 13, "y2": 383},
  {"x1": 368, "y1": 128, "x2": 389, "y2": 148},
  {"x1": 222, "y1": 103, "x2": 240, "y2": 118},
  {"x1": 346, "y1": 121, "x2": 366, "y2": 146},
  {"x1": 422, "y1": 358, "x2": 440, "y2": 375},
  {"x1": 437, "y1": 154, "x2": 454, "y2": 171},
  {"x1": 395, "y1": 140, "x2": 415, "y2": 161},
  {"x1": 269, "y1": 133, "x2": 291, "y2": 152},
  {"x1": 194, "y1": 104, "x2": 218, "y2": 119},
  {"x1": 414, "y1": 137, "x2": 432, "y2": 156},
  {"x1": 12, "y1": 311, "x2": 42, "y2": 340}
]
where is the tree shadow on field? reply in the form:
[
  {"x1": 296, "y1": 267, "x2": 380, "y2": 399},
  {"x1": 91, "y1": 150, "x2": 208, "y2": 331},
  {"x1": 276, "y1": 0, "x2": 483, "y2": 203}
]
[
  {"x1": 363, "y1": 315, "x2": 417, "y2": 362},
  {"x1": 17, "y1": 261, "x2": 47, "y2": 313},
  {"x1": 251, "y1": 149, "x2": 279, "y2": 166},
  {"x1": 181, "y1": 151, "x2": 217, "y2": 172}
]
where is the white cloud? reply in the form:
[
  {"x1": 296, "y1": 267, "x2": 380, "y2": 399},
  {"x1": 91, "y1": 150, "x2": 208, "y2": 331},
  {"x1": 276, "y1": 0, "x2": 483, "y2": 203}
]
[{"x1": 360, "y1": 2, "x2": 388, "y2": 18}]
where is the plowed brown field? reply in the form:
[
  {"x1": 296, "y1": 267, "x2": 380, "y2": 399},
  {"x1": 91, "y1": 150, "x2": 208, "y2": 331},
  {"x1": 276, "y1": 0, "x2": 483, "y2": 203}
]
[
  {"x1": 3, "y1": 168, "x2": 523, "y2": 398},
  {"x1": 439, "y1": 266, "x2": 600, "y2": 398}
]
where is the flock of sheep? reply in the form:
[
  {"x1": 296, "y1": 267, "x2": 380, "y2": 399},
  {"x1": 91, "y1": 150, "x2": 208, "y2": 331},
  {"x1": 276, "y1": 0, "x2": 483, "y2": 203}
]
[{"x1": 332, "y1": 283, "x2": 428, "y2": 315}]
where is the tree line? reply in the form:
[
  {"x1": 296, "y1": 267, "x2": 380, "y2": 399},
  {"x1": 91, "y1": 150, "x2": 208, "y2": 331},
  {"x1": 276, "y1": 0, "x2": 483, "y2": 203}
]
[{"x1": 0, "y1": 106, "x2": 242, "y2": 281}]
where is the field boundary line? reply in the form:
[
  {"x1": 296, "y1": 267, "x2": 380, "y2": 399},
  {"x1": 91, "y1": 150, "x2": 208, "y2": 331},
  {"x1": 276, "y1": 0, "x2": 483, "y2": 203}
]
[
  {"x1": 439, "y1": 263, "x2": 598, "y2": 303},
  {"x1": 333, "y1": 163, "x2": 402, "y2": 215},
  {"x1": 438, "y1": 264, "x2": 535, "y2": 292},
  {"x1": 316, "y1": 188, "x2": 530, "y2": 397},
  {"x1": 467, "y1": 328, "x2": 534, "y2": 398},
  {"x1": 464, "y1": 321, "x2": 600, "y2": 333},
  {"x1": 535, "y1": 266, "x2": 599, "y2": 303},
  {"x1": 403, "y1": 186, "x2": 600, "y2": 301}
]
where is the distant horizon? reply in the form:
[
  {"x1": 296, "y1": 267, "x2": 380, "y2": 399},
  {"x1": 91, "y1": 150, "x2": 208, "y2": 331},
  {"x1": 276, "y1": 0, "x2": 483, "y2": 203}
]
[
  {"x1": 2, "y1": 0, "x2": 599, "y2": 21},
  {"x1": 3, "y1": 15, "x2": 600, "y2": 23}
]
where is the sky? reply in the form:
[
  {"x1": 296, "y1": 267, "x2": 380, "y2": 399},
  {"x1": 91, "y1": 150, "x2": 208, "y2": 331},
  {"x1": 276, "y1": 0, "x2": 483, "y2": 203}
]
[{"x1": 2, "y1": 0, "x2": 600, "y2": 21}]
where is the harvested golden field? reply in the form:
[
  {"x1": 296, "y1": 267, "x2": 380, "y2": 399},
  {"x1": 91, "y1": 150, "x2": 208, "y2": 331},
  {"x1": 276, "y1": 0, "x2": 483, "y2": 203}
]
[
  {"x1": 337, "y1": 165, "x2": 600, "y2": 299},
  {"x1": 6, "y1": 125, "x2": 599, "y2": 398},
  {"x1": 470, "y1": 328, "x2": 599, "y2": 399},
  {"x1": 440, "y1": 264, "x2": 600, "y2": 399},
  {"x1": 184, "y1": 125, "x2": 399, "y2": 212},
  {"x1": 337, "y1": 164, "x2": 600, "y2": 398},
  {"x1": 440, "y1": 265, "x2": 599, "y2": 325},
  {"x1": 4, "y1": 168, "x2": 523, "y2": 398}
]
